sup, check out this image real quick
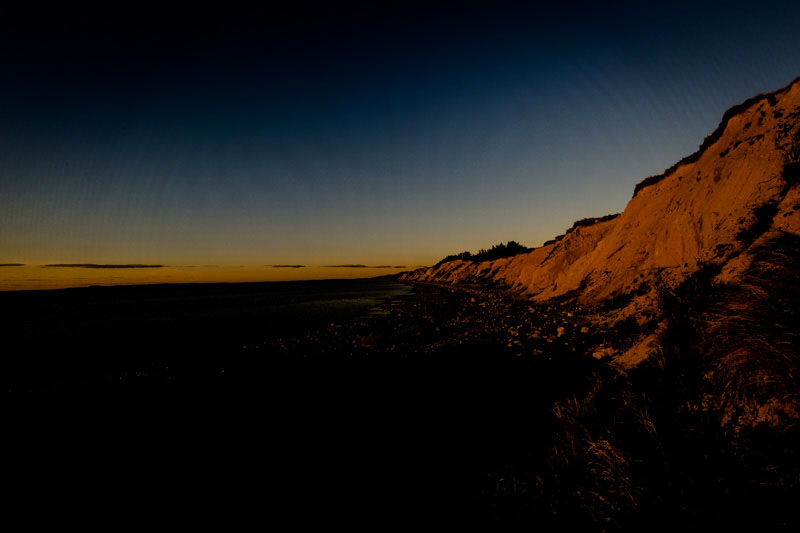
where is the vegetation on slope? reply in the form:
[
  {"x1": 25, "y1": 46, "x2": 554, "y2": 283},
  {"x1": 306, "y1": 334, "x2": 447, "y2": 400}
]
[
  {"x1": 484, "y1": 231, "x2": 800, "y2": 531},
  {"x1": 565, "y1": 213, "x2": 620, "y2": 233},
  {"x1": 435, "y1": 240, "x2": 532, "y2": 266},
  {"x1": 434, "y1": 215, "x2": 620, "y2": 268}
]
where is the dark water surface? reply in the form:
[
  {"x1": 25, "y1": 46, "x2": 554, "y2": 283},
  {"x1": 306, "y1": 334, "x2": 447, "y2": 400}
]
[
  {"x1": 2, "y1": 277, "x2": 414, "y2": 334},
  {"x1": 1, "y1": 278, "x2": 413, "y2": 392}
]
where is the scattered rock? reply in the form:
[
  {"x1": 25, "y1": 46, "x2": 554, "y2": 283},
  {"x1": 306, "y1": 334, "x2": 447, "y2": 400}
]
[{"x1": 591, "y1": 346, "x2": 616, "y2": 360}]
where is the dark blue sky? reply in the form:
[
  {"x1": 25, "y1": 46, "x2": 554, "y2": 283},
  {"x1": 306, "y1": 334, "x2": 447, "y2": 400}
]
[{"x1": 2, "y1": 1, "x2": 800, "y2": 281}]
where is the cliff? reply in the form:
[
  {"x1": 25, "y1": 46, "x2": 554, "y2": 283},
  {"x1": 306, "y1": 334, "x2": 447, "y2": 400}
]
[{"x1": 402, "y1": 77, "x2": 800, "y2": 366}]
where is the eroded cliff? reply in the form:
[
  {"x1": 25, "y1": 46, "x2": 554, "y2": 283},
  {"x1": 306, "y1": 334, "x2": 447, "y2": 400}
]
[{"x1": 402, "y1": 77, "x2": 800, "y2": 366}]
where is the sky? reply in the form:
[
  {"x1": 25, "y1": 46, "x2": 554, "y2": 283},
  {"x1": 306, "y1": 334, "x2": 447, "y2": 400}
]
[{"x1": 2, "y1": 1, "x2": 800, "y2": 289}]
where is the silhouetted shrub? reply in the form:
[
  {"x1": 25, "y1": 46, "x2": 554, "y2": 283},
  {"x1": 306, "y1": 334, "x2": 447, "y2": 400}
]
[
  {"x1": 434, "y1": 251, "x2": 473, "y2": 265},
  {"x1": 435, "y1": 241, "x2": 532, "y2": 266},
  {"x1": 566, "y1": 213, "x2": 620, "y2": 234},
  {"x1": 632, "y1": 174, "x2": 665, "y2": 197}
]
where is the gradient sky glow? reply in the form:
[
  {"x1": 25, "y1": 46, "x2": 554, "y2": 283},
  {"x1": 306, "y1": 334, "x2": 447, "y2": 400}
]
[{"x1": 2, "y1": 2, "x2": 800, "y2": 288}]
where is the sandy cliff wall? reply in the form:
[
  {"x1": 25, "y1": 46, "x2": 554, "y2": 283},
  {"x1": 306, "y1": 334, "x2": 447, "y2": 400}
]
[{"x1": 402, "y1": 78, "x2": 800, "y2": 314}]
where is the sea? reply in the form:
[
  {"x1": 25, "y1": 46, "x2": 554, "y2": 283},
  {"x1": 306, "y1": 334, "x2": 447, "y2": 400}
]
[
  {"x1": 1, "y1": 278, "x2": 415, "y2": 393},
  {"x1": 1, "y1": 277, "x2": 414, "y2": 347}
]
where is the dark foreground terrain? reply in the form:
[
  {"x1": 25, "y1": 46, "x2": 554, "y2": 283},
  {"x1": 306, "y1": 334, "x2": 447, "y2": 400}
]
[{"x1": 4, "y1": 276, "x2": 799, "y2": 531}]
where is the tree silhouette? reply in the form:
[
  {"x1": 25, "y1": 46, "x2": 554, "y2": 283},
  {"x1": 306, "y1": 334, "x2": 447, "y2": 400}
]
[{"x1": 435, "y1": 241, "x2": 532, "y2": 266}]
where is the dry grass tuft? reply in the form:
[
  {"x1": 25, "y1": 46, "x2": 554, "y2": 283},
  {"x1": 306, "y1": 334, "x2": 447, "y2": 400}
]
[{"x1": 697, "y1": 233, "x2": 800, "y2": 432}]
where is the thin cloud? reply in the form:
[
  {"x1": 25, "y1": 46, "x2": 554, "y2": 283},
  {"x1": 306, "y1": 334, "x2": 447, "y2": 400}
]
[
  {"x1": 43, "y1": 264, "x2": 164, "y2": 269},
  {"x1": 325, "y1": 264, "x2": 406, "y2": 268},
  {"x1": 271, "y1": 264, "x2": 306, "y2": 268},
  {"x1": 0, "y1": 263, "x2": 25, "y2": 267}
]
